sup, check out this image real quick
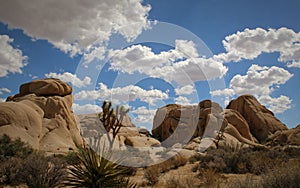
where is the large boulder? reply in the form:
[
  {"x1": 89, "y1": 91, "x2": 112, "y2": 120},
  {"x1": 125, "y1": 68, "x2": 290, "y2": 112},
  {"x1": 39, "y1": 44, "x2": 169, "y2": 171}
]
[
  {"x1": 227, "y1": 95, "x2": 287, "y2": 143},
  {"x1": 222, "y1": 109, "x2": 256, "y2": 142},
  {"x1": 0, "y1": 78, "x2": 84, "y2": 155},
  {"x1": 77, "y1": 113, "x2": 160, "y2": 149},
  {"x1": 152, "y1": 100, "x2": 225, "y2": 147},
  {"x1": 265, "y1": 125, "x2": 300, "y2": 146}
]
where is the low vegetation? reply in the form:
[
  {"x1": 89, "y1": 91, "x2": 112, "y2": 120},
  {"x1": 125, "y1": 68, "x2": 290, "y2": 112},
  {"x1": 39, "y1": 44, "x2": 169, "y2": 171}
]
[{"x1": 0, "y1": 135, "x2": 67, "y2": 187}]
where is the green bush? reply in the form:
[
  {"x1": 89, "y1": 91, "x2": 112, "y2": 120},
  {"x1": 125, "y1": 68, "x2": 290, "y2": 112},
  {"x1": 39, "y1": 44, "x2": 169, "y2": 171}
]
[
  {"x1": 21, "y1": 153, "x2": 67, "y2": 188},
  {"x1": 0, "y1": 134, "x2": 33, "y2": 162},
  {"x1": 194, "y1": 145, "x2": 299, "y2": 175}
]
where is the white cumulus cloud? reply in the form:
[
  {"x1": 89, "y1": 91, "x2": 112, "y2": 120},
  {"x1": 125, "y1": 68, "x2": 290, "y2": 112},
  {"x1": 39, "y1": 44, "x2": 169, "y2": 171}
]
[
  {"x1": 74, "y1": 83, "x2": 169, "y2": 105},
  {"x1": 213, "y1": 27, "x2": 300, "y2": 68},
  {"x1": 0, "y1": 87, "x2": 11, "y2": 95},
  {"x1": 174, "y1": 96, "x2": 191, "y2": 105},
  {"x1": 109, "y1": 40, "x2": 227, "y2": 85},
  {"x1": 258, "y1": 95, "x2": 292, "y2": 114},
  {"x1": 211, "y1": 64, "x2": 293, "y2": 114},
  {"x1": 174, "y1": 85, "x2": 195, "y2": 95},
  {"x1": 45, "y1": 72, "x2": 91, "y2": 88},
  {"x1": 0, "y1": 35, "x2": 28, "y2": 77},
  {"x1": 0, "y1": 0, "x2": 151, "y2": 57},
  {"x1": 131, "y1": 106, "x2": 156, "y2": 123},
  {"x1": 72, "y1": 103, "x2": 102, "y2": 115}
]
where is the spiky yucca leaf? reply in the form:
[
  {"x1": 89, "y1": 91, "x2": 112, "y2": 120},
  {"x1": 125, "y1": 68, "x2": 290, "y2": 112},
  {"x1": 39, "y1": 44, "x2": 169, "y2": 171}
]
[{"x1": 64, "y1": 147, "x2": 136, "y2": 188}]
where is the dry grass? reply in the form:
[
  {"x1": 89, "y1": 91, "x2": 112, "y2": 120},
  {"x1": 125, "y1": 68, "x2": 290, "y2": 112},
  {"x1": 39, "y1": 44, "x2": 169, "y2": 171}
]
[{"x1": 144, "y1": 154, "x2": 188, "y2": 186}]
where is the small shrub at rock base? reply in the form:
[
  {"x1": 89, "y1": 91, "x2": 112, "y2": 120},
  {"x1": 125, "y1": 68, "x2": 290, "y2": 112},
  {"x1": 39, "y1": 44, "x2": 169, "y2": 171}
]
[
  {"x1": 0, "y1": 157, "x2": 24, "y2": 185},
  {"x1": 0, "y1": 134, "x2": 33, "y2": 162},
  {"x1": 20, "y1": 152, "x2": 67, "y2": 188},
  {"x1": 144, "y1": 166, "x2": 160, "y2": 186},
  {"x1": 261, "y1": 159, "x2": 300, "y2": 188}
]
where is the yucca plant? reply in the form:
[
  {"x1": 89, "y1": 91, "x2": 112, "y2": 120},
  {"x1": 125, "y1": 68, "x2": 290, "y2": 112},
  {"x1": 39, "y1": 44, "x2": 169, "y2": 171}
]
[{"x1": 64, "y1": 146, "x2": 136, "y2": 188}]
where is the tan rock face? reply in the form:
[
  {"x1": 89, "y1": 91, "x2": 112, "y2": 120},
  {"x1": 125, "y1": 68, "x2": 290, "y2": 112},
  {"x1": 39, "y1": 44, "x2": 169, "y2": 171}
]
[
  {"x1": 152, "y1": 100, "x2": 225, "y2": 147},
  {"x1": 227, "y1": 95, "x2": 288, "y2": 143},
  {"x1": 222, "y1": 109, "x2": 256, "y2": 142},
  {"x1": 78, "y1": 113, "x2": 160, "y2": 149},
  {"x1": 18, "y1": 78, "x2": 72, "y2": 97},
  {"x1": 265, "y1": 125, "x2": 300, "y2": 146},
  {"x1": 0, "y1": 78, "x2": 83, "y2": 155}
]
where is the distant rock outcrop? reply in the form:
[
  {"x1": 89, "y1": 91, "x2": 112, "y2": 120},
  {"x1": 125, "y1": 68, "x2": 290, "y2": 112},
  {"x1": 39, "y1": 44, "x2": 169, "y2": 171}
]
[
  {"x1": 227, "y1": 95, "x2": 288, "y2": 143},
  {"x1": 152, "y1": 94, "x2": 292, "y2": 149},
  {"x1": 152, "y1": 100, "x2": 226, "y2": 147},
  {"x1": 0, "y1": 78, "x2": 84, "y2": 155},
  {"x1": 265, "y1": 124, "x2": 300, "y2": 146},
  {"x1": 78, "y1": 113, "x2": 160, "y2": 149}
]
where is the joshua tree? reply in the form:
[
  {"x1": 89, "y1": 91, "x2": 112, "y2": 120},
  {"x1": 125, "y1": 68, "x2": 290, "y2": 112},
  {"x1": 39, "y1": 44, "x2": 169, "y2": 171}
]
[{"x1": 98, "y1": 101, "x2": 129, "y2": 148}]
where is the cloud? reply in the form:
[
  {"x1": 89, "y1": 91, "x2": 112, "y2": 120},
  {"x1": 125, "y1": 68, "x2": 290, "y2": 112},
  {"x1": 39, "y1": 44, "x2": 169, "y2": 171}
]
[
  {"x1": 0, "y1": 0, "x2": 151, "y2": 57},
  {"x1": 174, "y1": 96, "x2": 191, "y2": 105},
  {"x1": 0, "y1": 87, "x2": 11, "y2": 95},
  {"x1": 74, "y1": 83, "x2": 169, "y2": 105},
  {"x1": 109, "y1": 40, "x2": 227, "y2": 85},
  {"x1": 131, "y1": 106, "x2": 156, "y2": 123},
  {"x1": 213, "y1": 27, "x2": 300, "y2": 68},
  {"x1": 229, "y1": 64, "x2": 293, "y2": 96},
  {"x1": 82, "y1": 46, "x2": 106, "y2": 66},
  {"x1": 211, "y1": 64, "x2": 293, "y2": 113},
  {"x1": 72, "y1": 103, "x2": 102, "y2": 115},
  {"x1": 45, "y1": 72, "x2": 91, "y2": 88},
  {"x1": 0, "y1": 35, "x2": 28, "y2": 77},
  {"x1": 210, "y1": 88, "x2": 235, "y2": 98},
  {"x1": 0, "y1": 98, "x2": 6, "y2": 102},
  {"x1": 258, "y1": 95, "x2": 292, "y2": 114},
  {"x1": 174, "y1": 85, "x2": 195, "y2": 95},
  {"x1": 175, "y1": 40, "x2": 199, "y2": 58}
]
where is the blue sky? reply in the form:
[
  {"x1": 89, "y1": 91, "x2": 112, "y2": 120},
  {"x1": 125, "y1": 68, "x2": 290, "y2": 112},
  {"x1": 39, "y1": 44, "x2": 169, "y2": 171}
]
[{"x1": 0, "y1": 0, "x2": 300, "y2": 130}]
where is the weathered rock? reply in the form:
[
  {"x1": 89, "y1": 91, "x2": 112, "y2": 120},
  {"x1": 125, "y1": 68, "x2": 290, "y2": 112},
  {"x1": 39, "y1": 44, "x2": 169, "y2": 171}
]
[
  {"x1": 152, "y1": 104, "x2": 199, "y2": 146},
  {"x1": 124, "y1": 136, "x2": 161, "y2": 147},
  {"x1": 0, "y1": 78, "x2": 84, "y2": 155},
  {"x1": 78, "y1": 113, "x2": 161, "y2": 149},
  {"x1": 227, "y1": 95, "x2": 288, "y2": 143},
  {"x1": 19, "y1": 78, "x2": 72, "y2": 97},
  {"x1": 152, "y1": 100, "x2": 225, "y2": 147},
  {"x1": 265, "y1": 124, "x2": 300, "y2": 146},
  {"x1": 222, "y1": 109, "x2": 256, "y2": 142}
]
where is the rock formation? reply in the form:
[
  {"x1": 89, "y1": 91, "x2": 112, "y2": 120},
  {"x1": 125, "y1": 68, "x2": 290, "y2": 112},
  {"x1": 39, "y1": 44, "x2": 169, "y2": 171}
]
[
  {"x1": 78, "y1": 113, "x2": 160, "y2": 149},
  {"x1": 265, "y1": 124, "x2": 300, "y2": 146},
  {"x1": 152, "y1": 95, "x2": 291, "y2": 149},
  {"x1": 152, "y1": 100, "x2": 226, "y2": 147},
  {"x1": 0, "y1": 78, "x2": 84, "y2": 155},
  {"x1": 227, "y1": 95, "x2": 288, "y2": 143}
]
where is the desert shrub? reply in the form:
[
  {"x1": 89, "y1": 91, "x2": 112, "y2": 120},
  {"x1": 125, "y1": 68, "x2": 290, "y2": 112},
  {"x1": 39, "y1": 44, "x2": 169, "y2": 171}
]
[
  {"x1": 231, "y1": 160, "x2": 300, "y2": 188},
  {"x1": 194, "y1": 145, "x2": 299, "y2": 175},
  {"x1": 164, "y1": 175, "x2": 199, "y2": 188},
  {"x1": 0, "y1": 157, "x2": 24, "y2": 185},
  {"x1": 188, "y1": 153, "x2": 203, "y2": 164},
  {"x1": 0, "y1": 134, "x2": 33, "y2": 162},
  {"x1": 144, "y1": 154, "x2": 188, "y2": 186},
  {"x1": 62, "y1": 151, "x2": 81, "y2": 165},
  {"x1": 0, "y1": 152, "x2": 67, "y2": 187},
  {"x1": 230, "y1": 174, "x2": 262, "y2": 188},
  {"x1": 20, "y1": 152, "x2": 67, "y2": 188},
  {"x1": 261, "y1": 159, "x2": 300, "y2": 188},
  {"x1": 64, "y1": 146, "x2": 136, "y2": 188},
  {"x1": 144, "y1": 166, "x2": 160, "y2": 186},
  {"x1": 197, "y1": 168, "x2": 222, "y2": 188}
]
